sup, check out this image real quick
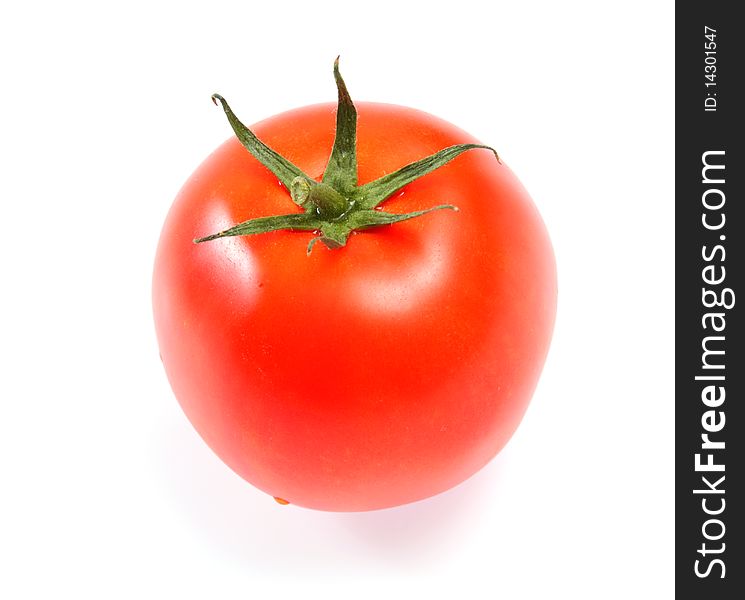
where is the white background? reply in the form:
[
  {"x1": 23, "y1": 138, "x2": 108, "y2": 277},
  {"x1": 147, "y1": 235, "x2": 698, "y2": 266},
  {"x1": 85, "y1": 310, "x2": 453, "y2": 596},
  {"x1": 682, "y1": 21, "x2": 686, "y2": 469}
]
[{"x1": 0, "y1": 1, "x2": 674, "y2": 598}]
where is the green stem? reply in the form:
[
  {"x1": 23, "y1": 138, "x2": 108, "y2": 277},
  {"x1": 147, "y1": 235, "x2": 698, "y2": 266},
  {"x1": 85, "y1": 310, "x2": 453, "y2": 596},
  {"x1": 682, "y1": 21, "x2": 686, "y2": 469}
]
[
  {"x1": 196, "y1": 58, "x2": 501, "y2": 252},
  {"x1": 291, "y1": 177, "x2": 349, "y2": 219},
  {"x1": 322, "y1": 56, "x2": 358, "y2": 193}
]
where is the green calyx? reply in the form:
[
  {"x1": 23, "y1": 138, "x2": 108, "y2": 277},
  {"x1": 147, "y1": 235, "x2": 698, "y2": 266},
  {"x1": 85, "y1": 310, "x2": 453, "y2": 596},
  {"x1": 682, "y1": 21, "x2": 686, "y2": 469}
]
[{"x1": 194, "y1": 57, "x2": 500, "y2": 254}]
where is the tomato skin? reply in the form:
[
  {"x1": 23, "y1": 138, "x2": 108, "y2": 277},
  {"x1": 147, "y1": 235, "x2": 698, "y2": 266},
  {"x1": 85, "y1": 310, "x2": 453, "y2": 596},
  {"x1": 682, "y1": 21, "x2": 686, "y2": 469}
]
[{"x1": 153, "y1": 102, "x2": 556, "y2": 511}]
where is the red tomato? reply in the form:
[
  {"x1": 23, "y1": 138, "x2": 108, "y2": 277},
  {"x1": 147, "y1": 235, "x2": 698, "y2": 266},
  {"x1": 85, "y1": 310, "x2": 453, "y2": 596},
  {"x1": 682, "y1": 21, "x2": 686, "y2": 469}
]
[{"x1": 153, "y1": 101, "x2": 556, "y2": 511}]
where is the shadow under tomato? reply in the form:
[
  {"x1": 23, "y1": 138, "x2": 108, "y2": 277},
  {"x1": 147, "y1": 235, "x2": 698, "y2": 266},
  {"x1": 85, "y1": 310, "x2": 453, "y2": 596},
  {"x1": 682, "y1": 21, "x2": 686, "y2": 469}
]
[
  {"x1": 150, "y1": 401, "x2": 508, "y2": 575},
  {"x1": 333, "y1": 461, "x2": 508, "y2": 568}
]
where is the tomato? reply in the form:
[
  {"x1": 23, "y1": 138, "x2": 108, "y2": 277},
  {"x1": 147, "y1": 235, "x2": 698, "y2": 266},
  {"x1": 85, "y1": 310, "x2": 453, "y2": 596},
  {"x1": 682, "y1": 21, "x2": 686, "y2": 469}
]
[{"x1": 153, "y1": 63, "x2": 556, "y2": 511}]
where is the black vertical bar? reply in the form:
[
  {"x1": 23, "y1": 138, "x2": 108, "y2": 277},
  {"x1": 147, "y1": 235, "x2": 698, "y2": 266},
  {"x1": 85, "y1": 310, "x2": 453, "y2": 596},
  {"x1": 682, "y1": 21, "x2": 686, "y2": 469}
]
[{"x1": 676, "y1": 3, "x2": 743, "y2": 597}]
